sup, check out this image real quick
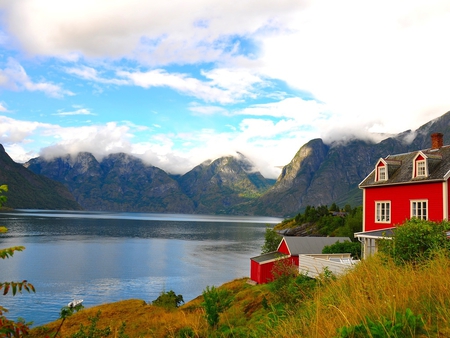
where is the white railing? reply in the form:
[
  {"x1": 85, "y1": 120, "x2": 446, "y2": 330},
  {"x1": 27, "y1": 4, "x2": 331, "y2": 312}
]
[{"x1": 298, "y1": 254, "x2": 359, "y2": 278}]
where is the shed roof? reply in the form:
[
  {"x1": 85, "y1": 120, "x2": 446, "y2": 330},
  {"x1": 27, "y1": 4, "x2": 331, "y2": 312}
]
[
  {"x1": 360, "y1": 145, "x2": 450, "y2": 188},
  {"x1": 280, "y1": 236, "x2": 352, "y2": 255},
  {"x1": 250, "y1": 252, "x2": 288, "y2": 264}
]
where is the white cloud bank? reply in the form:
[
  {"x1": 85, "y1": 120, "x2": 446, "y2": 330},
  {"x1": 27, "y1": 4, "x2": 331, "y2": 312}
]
[{"x1": 1, "y1": 0, "x2": 450, "y2": 177}]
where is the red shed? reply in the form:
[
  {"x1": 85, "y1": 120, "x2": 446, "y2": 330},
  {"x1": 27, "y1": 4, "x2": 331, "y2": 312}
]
[
  {"x1": 356, "y1": 133, "x2": 450, "y2": 258},
  {"x1": 250, "y1": 236, "x2": 350, "y2": 284}
]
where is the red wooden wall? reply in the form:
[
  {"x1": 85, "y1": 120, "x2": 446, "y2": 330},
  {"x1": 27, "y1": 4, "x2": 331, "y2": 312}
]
[
  {"x1": 364, "y1": 181, "x2": 445, "y2": 232},
  {"x1": 250, "y1": 256, "x2": 299, "y2": 284}
]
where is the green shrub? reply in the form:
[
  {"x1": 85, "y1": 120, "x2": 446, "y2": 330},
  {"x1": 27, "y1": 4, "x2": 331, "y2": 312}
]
[
  {"x1": 201, "y1": 286, "x2": 232, "y2": 328},
  {"x1": 336, "y1": 308, "x2": 425, "y2": 338},
  {"x1": 152, "y1": 290, "x2": 184, "y2": 309},
  {"x1": 378, "y1": 219, "x2": 450, "y2": 265},
  {"x1": 322, "y1": 240, "x2": 361, "y2": 258}
]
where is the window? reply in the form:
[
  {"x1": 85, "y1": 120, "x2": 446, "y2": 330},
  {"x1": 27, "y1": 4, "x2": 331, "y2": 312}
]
[
  {"x1": 376, "y1": 201, "x2": 390, "y2": 223},
  {"x1": 416, "y1": 160, "x2": 426, "y2": 177},
  {"x1": 378, "y1": 166, "x2": 386, "y2": 181},
  {"x1": 411, "y1": 200, "x2": 427, "y2": 220}
]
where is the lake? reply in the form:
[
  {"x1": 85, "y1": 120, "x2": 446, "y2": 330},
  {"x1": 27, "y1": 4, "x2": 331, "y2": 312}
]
[{"x1": 0, "y1": 210, "x2": 282, "y2": 327}]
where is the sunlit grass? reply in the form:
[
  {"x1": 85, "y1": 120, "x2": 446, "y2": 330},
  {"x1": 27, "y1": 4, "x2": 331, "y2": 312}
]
[{"x1": 29, "y1": 254, "x2": 450, "y2": 337}]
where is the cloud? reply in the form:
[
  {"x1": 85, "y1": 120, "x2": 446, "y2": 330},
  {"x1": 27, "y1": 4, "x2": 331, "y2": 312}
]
[
  {"x1": 259, "y1": 0, "x2": 450, "y2": 141},
  {"x1": 0, "y1": 102, "x2": 8, "y2": 112},
  {"x1": 0, "y1": 58, "x2": 73, "y2": 97},
  {"x1": 0, "y1": 0, "x2": 306, "y2": 63},
  {"x1": 39, "y1": 122, "x2": 134, "y2": 160},
  {"x1": 117, "y1": 68, "x2": 264, "y2": 104},
  {"x1": 53, "y1": 108, "x2": 95, "y2": 116},
  {"x1": 65, "y1": 66, "x2": 129, "y2": 85},
  {"x1": 0, "y1": 115, "x2": 52, "y2": 143}
]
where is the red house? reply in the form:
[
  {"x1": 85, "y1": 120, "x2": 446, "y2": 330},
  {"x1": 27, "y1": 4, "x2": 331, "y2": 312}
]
[
  {"x1": 250, "y1": 236, "x2": 350, "y2": 284},
  {"x1": 356, "y1": 132, "x2": 450, "y2": 258}
]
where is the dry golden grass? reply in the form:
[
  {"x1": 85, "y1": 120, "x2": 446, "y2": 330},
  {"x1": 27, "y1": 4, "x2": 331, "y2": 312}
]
[
  {"x1": 29, "y1": 278, "x2": 266, "y2": 338},
  {"x1": 28, "y1": 255, "x2": 450, "y2": 337},
  {"x1": 271, "y1": 253, "x2": 450, "y2": 337},
  {"x1": 29, "y1": 298, "x2": 207, "y2": 338}
]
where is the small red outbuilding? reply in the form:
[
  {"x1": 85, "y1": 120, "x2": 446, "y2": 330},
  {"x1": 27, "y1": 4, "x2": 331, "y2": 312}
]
[{"x1": 250, "y1": 236, "x2": 350, "y2": 284}]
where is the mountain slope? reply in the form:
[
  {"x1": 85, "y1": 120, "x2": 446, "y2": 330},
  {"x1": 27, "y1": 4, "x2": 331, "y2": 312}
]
[
  {"x1": 252, "y1": 111, "x2": 450, "y2": 216},
  {"x1": 25, "y1": 152, "x2": 195, "y2": 213},
  {"x1": 0, "y1": 145, "x2": 82, "y2": 210},
  {"x1": 177, "y1": 154, "x2": 273, "y2": 213}
]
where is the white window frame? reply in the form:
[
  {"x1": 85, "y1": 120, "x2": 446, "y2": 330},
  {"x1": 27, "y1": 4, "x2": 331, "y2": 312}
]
[
  {"x1": 411, "y1": 200, "x2": 428, "y2": 220},
  {"x1": 375, "y1": 201, "x2": 391, "y2": 223},
  {"x1": 378, "y1": 166, "x2": 386, "y2": 181},
  {"x1": 416, "y1": 160, "x2": 426, "y2": 177}
]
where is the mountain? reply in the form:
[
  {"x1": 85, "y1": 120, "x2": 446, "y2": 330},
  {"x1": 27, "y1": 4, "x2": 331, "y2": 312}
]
[
  {"x1": 25, "y1": 152, "x2": 195, "y2": 213},
  {"x1": 0, "y1": 144, "x2": 82, "y2": 210},
  {"x1": 177, "y1": 153, "x2": 274, "y2": 213},
  {"x1": 251, "y1": 111, "x2": 450, "y2": 216},
  {"x1": 15, "y1": 111, "x2": 450, "y2": 216},
  {"x1": 24, "y1": 151, "x2": 273, "y2": 213}
]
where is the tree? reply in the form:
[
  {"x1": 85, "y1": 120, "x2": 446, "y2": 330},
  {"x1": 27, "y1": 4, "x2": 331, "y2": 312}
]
[
  {"x1": 322, "y1": 240, "x2": 361, "y2": 258},
  {"x1": 261, "y1": 225, "x2": 282, "y2": 254},
  {"x1": 0, "y1": 185, "x2": 35, "y2": 337}
]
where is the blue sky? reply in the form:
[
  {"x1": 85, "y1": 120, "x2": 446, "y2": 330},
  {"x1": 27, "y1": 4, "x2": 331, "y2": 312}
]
[{"x1": 1, "y1": 0, "x2": 450, "y2": 178}]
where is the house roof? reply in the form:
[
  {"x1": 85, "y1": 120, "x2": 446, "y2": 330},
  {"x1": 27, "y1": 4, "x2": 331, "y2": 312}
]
[
  {"x1": 250, "y1": 251, "x2": 288, "y2": 263},
  {"x1": 359, "y1": 145, "x2": 450, "y2": 188},
  {"x1": 280, "y1": 236, "x2": 352, "y2": 255},
  {"x1": 354, "y1": 227, "x2": 395, "y2": 239}
]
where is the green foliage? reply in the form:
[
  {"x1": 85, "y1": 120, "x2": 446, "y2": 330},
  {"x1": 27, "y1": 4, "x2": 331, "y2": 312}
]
[
  {"x1": 152, "y1": 290, "x2": 184, "y2": 309},
  {"x1": 330, "y1": 202, "x2": 339, "y2": 212},
  {"x1": 378, "y1": 218, "x2": 450, "y2": 265},
  {"x1": 176, "y1": 326, "x2": 195, "y2": 338},
  {"x1": 71, "y1": 311, "x2": 115, "y2": 338},
  {"x1": 0, "y1": 306, "x2": 32, "y2": 337},
  {"x1": 322, "y1": 240, "x2": 362, "y2": 258},
  {"x1": 282, "y1": 204, "x2": 362, "y2": 238},
  {"x1": 201, "y1": 286, "x2": 232, "y2": 328},
  {"x1": 268, "y1": 259, "x2": 316, "y2": 307},
  {"x1": 59, "y1": 302, "x2": 85, "y2": 320},
  {"x1": 0, "y1": 184, "x2": 7, "y2": 207},
  {"x1": 336, "y1": 308, "x2": 425, "y2": 338},
  {"x1": 0, "y1": 185, "x2": 35, "y2": 336},
  {"x1": 335, "y1": 206, "x2": 363, "y2": 238},
  {"x1": 261, "y1": 225, "x2": 282, "y2": 254}
]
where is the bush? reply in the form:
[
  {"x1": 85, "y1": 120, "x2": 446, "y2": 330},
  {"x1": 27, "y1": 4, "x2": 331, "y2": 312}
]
[
  {"x1": 152, "y1": 290, "x2": 184, "y2": 309},
  {"x1": 268, "y1": 259, "x2": 316, "y2": 306},
  {"x1": 201, "y1": 286, "x2": 232, "y2": 328},
  {"x1": 322, "y1": 240, "x2": 361, "y2": 258},
  {"x1": 336, "y1": 308, "x2": 425, "y2": 338},
  {"x1": 378, "y1": 218, "x2": 450, "y2": 265}
]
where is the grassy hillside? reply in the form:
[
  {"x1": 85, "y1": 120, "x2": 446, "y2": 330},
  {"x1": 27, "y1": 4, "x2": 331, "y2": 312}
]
[{"x1": 29, "y1": 253, "x2": 450, "y2": 337}]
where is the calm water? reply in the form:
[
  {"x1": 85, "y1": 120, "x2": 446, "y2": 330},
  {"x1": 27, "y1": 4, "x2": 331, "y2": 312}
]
[{"x1": 0, "y1": 210, "x2": 282, "y2": 326}]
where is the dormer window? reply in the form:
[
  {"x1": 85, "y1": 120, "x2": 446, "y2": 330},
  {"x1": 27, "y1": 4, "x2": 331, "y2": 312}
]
[
  {"x1": 378, "y1": 166, "x2": 386, "y2": 180},
  {"x1": 412, "y1": 152, "x2": 428, "y2": 178},
  {"x1": 416, "y1": 160, "x2": 426, "y2": 177},
  {"x1": 375, "y1": 159, "x2": 388, "y2": 182}
]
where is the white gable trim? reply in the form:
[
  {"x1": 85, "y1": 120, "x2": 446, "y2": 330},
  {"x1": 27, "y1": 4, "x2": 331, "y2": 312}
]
[
  {"x1": 375, "y1": 158, "x2": 388, "y2": 182},
  {"x1": 412, "y1": 151, "x2": 429, "y2": 178}
]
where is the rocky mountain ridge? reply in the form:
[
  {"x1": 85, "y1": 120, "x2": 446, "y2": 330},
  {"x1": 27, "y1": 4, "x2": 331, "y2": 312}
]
[
  {"x1": 0, "y1": 144, "x2": 82, "y2": 210},
  {"x1": 4, "y1": 111, "x2": 450, "y2": 216},
  {"x1": 24, "y1": 151, "x2": 274, "y2": 214}
]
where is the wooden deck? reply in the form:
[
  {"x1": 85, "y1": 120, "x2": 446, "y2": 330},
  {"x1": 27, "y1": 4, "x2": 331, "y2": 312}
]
[{"x1": 298, "y1": 253, "x2": 359, "y2": 278}]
